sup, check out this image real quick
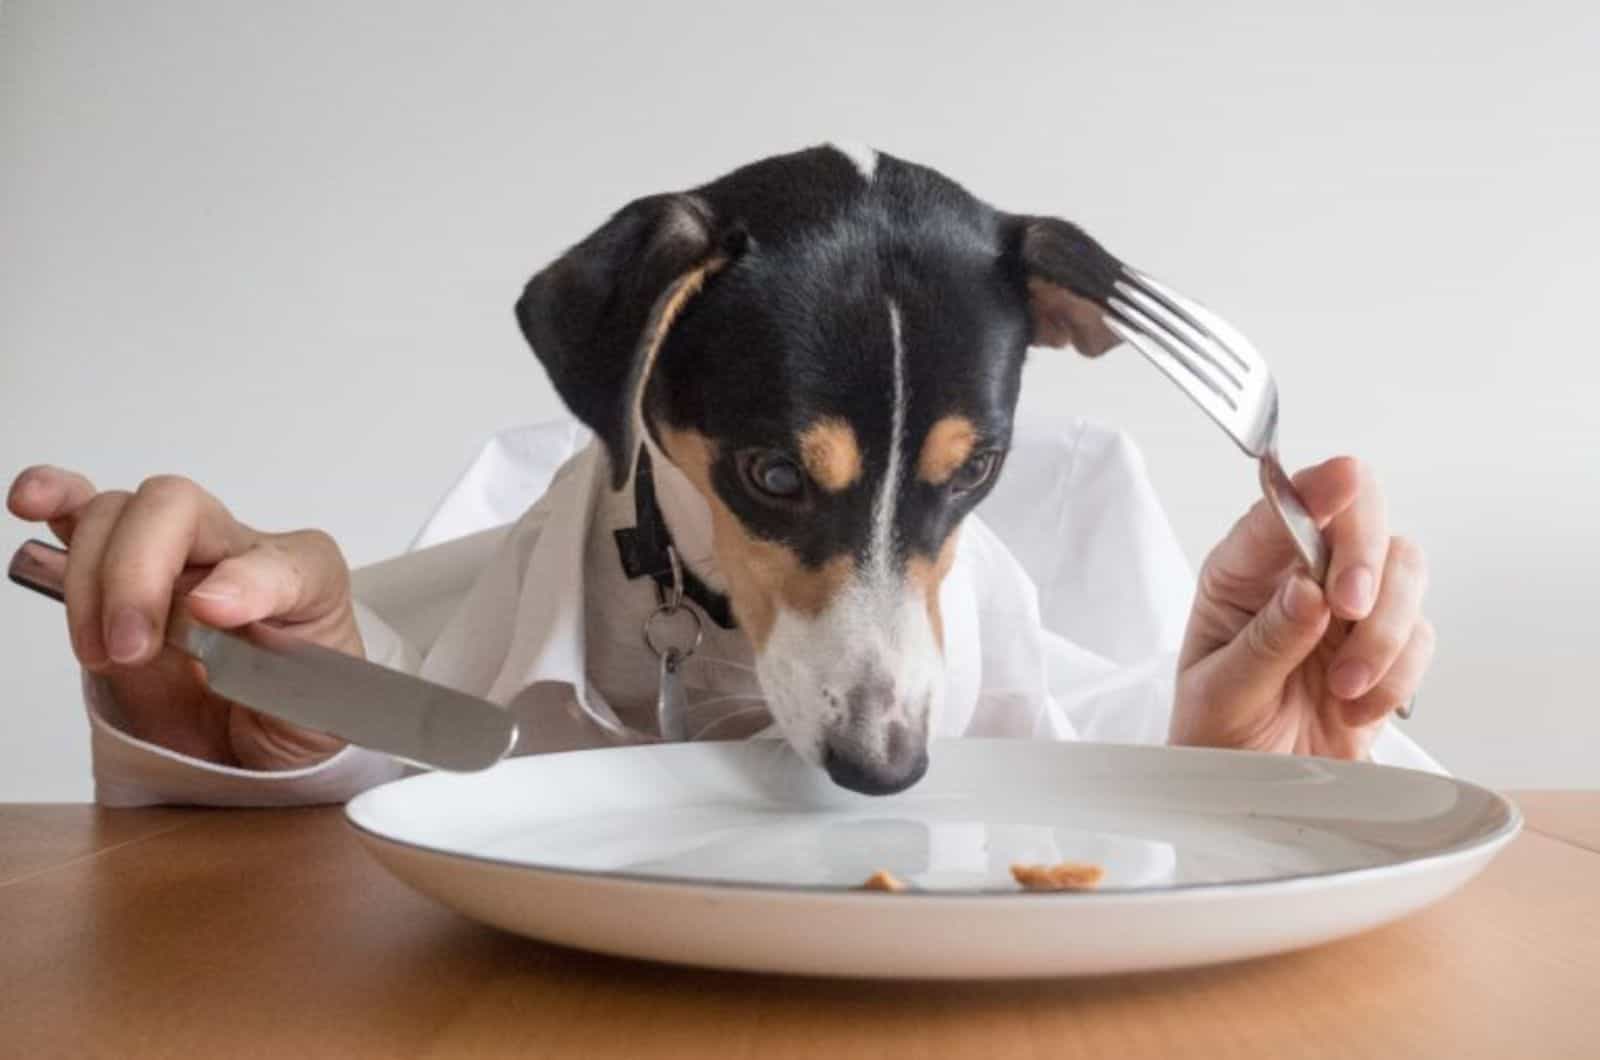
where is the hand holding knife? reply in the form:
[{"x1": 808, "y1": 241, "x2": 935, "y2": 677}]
[{"x1": 9, "y1": 539, "x2": 517, "y2": 773}]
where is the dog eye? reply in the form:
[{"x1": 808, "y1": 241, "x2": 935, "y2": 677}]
[
  {"x1": 742, "y1": 451, "x2": 806, "y2": 501},
  {"x1": 949, "y1": 451, "x2": 1000, "y2": 494}
]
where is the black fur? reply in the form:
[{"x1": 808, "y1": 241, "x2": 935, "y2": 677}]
[
  {"x1": 1012, "y1": 215, "x2": 1124, "y2": 303},
  {"x1": 515, "y1": 193, "x2": 727, "y2": 487},
  {"x1": 516, "y1": 146, "x2": 1126, "y2": 571}
]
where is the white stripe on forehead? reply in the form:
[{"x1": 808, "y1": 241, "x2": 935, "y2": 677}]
[
  {"x1": 829, "y1": 141, "x2": 878, "y2": 182},
  {"x1": 869, "y1": 299, "x2": 906, "y2": 585}
]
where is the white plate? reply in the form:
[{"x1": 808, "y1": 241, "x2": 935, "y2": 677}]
[{"x1": 346, "y1": 740, "x2": 1518, "y2": 979}]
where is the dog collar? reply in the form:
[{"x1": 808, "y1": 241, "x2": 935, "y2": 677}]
[{"x1": 613, "y1": 446, "x2": 737, "y2": 629}]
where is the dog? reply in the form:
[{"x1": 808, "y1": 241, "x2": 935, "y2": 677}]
[{"x1": 514, "y1": 144, "x2": 1125, "y2": 795}]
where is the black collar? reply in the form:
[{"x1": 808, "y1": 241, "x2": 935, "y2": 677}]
[{"x1": 613, "y1": 446, "x2": 737, "y2": 629}]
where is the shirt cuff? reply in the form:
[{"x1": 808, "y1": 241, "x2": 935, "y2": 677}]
[{"x1": 87, "y1": 601, "x2": 415, "y2": 807}]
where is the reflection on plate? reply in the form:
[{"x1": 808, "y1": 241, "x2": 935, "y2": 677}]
[{"x1": 347, "y1": 739, "x2": 1518, "y2": 978}]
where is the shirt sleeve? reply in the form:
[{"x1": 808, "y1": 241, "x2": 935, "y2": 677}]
[{"x1": 88, "y1": 601, "x2": 416, "y2": 808}]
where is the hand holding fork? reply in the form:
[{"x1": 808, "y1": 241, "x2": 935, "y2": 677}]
[{"x1": 1101, "y1": 269, "x2": 1431, "y2": 754}]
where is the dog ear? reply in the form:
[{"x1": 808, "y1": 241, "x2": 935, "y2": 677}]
[
  {"x1": 1008, "y1": 216, "x2": 1125, "y2": 357},
  {"x1": 516, "y1": 193, "x2": 740, "y2": 489}
]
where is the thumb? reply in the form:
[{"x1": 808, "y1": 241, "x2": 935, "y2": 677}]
[{"x1": 1202, "y1": 575, "x2": 1331, "y2": 706}]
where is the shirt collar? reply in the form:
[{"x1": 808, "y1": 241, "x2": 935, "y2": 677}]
[{"x1": 461, "y1": 442, "x2": 764, "y2": 749}]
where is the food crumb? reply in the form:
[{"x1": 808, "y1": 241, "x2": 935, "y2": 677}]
[
  {"x1": 859, "y1": 870, "x2": 909, "y2": 892},
  {"x1": 1010, "y1": 862, "x2": 1105, "y2": 891}
]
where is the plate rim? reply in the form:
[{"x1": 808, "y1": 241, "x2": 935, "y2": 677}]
[{"x1": 344, "y1": 739, "x2": 1524, "y2": 902}]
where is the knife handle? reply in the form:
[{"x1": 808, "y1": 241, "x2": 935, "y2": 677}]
[
  {"x1": 8, "y1": 539, "x2": 67, "y2": 603},
  {"x1": 10, "y1": 538, "x2": 216, "y2": 659}
]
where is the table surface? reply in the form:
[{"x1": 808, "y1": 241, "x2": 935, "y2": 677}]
[{"x1": 2, "y1": 792, "x2": 1596, "y2": 1059}]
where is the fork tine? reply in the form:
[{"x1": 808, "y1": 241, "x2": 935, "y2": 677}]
[
  {"x1": 1104, "y1": 314, "x2": 1245, "y2": 433},
  {"x1": 1106, "y1": 294, "x2": 1241, "y2": 410},
  {"x1": 1113, "y1": 280, "x2": 1247, "y2": 393},
  {"x1": 1125, "y1": 269, "x2": 1258, "y2": 376}
]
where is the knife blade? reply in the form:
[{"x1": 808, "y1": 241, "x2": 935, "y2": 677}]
[{"x1": 8, "y1": 539, "x2": 517, "y2": 772}]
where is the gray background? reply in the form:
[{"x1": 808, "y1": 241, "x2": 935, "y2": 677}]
[{"x1": 3, "y1": 0, "x2": 1596, "y2": 798}]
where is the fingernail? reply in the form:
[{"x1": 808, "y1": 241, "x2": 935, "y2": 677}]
[
  {"x1": 106, "y1": 608, "x2": 151, "y2": 663},
  {"x1": 1334, "y1": 566, "x2": 1374, "y2": 616},
  {"x1": 188, "y1": 579, "x2": 239, "y2": 602},
  {"x1": 1282, "y1": 576, "x2": 1322, "y2": 623},
  {"x1": 1330, "y1": 659, "x2": 1372, "y2": 700}
]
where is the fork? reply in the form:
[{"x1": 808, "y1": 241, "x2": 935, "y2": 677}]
[{"x1": 1102, "y1": 269, "x2": 1329, "y2": 585}]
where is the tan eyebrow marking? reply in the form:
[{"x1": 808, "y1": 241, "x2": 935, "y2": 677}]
[
  {"x1": 798, "y1": 417, "x2": 863, "y2": 493},
  {"x1": 917, "y1": 415, "x2": 979, "y2": 486}
]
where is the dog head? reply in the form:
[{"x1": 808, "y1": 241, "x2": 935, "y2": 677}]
[{"x1": 516, "y1": 145, "x2": 1123, "y2": 794}]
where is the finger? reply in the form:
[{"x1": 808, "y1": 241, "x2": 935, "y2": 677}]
[
  {"x1": 1327, "y1": 536, "x2": 1429, "y2": 701},
  {"x1": 1344, "y1": 618, "x2": 1436, "y2": 727},
  {"x1": 1288, "y1": 456, "x2": 1366, "y2": 526},
  {"x1": 60, "y1": 491, "x2": 133, "y2": 669},
  {"x1": 227, "y1": 707, "x2": 346, "y2": 772},
  {"x1": 1195, "y1": 574, "x2": 1332, "y2": 708},
  {"x1": 7, "y1": 465, "x2": 99, "y2": 544},
  {"x1": 185, "y1": 531, "x2": 351, "y2": 630},
  {"x1": 1202, "y1": 457, "x2": 1364, "y2": 608},
  {"x1": 1316, "y1": 457, "x2": 1388, "y2": 621},
  {"x1": 97, "y1": 476, "x2": 255, "y2": 666}
]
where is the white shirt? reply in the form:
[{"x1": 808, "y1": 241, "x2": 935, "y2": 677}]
[{"x1": 85, "y1": 418, "x2": 1440, "y2": 807}]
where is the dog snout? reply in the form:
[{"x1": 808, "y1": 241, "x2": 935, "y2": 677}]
[
  {"x1": 823, "y1": 725, "x2": 929, "y2": 795},
  {"x1": 821, "y1": 682, "x2": 930, "y2": 795}
]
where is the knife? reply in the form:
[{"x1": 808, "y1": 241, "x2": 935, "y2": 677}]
[{"x1": 8, "y1": 539, "x2": 517, "y2": 772}]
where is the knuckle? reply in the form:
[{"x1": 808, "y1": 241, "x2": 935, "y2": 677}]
[
  {"x1": 1198, "y1": 552, "x2": 1264, "y2": 610},
  {"x1": 1245, "y1": 613, "x2": 1289, "y2": 660},
  {"x1": 284, "y1": 529, "x2": 350, "y2": 586},
  {"x1": 136, "y1": 474, "x2": 198, "y2": 506},
  {"x1": 1321, "y1": 453, "x2": 1366, "y2": 495},
  {"x1": 238, "y1": 539, "x2": 306, "y2": 602},
  {"x1": 1236, "y1": 505, "x2": 1281, "y2": 554},
  {"x1": 1415, "y1": 617, "x2": 1438, "y2": 654},
  {"x1": 294, "y1": 527, "x2": 341, "y2": 558},
  {"x1": 85, "y1": 489, "x2": 133, "y2": 517},
  {"x1": 1365, "y1": 629, "x2": 1406, "y2": 662},
  {"x1": 1388, "y1": 535, "x2": 1429, "y2": 589},
  {"x1": 1388, "y1": 534, "x2": 1422, "y2": 571},
  {"x1": 1197, "y1": 560, "x2": 1237, "y2": 603},
  {"x1": 1329, "y1": 453, "x2": 1363, "y2": 483}
]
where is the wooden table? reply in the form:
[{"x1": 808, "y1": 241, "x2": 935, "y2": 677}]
[{"x1": 2, "y1": 794, "x2": 1597, "y2": 1059}]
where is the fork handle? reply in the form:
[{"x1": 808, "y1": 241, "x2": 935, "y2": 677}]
[{"x1": 1258, "y1": 449, "x2": 1330, "y2": 585}]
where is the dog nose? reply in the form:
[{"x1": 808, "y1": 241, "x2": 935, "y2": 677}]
[{"x1": 822, "y1": 721, "x2": 929, "y2": 796}]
